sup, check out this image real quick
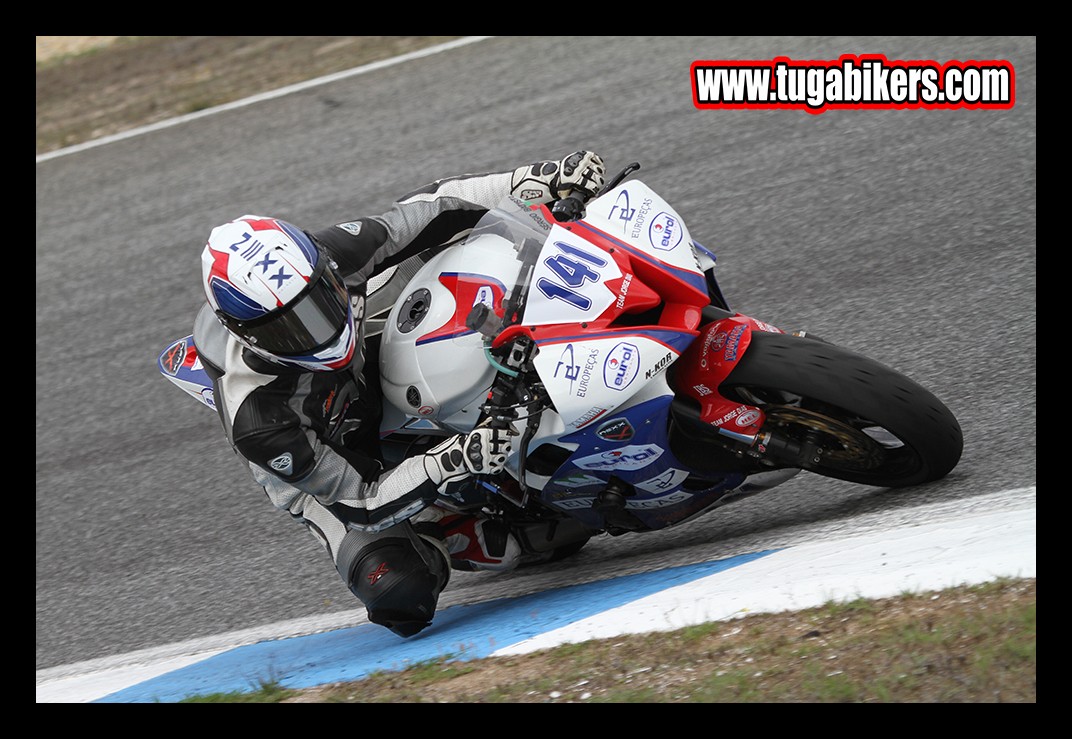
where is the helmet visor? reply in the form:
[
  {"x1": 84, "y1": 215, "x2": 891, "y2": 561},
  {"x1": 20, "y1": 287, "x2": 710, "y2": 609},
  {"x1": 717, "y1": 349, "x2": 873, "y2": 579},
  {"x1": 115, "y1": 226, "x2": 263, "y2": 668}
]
[{"x1": 228, "y1": 261, "x2": 351, "y2": 356}]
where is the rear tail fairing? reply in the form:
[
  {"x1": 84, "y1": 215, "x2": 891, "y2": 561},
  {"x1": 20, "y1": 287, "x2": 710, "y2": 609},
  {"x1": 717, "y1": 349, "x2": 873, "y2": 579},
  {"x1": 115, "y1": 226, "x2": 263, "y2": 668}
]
[{"x1": 158, "y1": 335, "x2": 216, "y2": 410}]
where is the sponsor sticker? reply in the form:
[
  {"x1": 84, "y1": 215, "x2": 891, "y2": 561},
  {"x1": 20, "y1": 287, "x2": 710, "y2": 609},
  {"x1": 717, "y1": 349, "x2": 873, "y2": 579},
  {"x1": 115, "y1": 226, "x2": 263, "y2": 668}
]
[
  {"x1": 596, "y1": 417, "x2": 635, "y2": 442},
  {"x1": 161, "y1": 339, "x2": 187, "y2": 376},
  {"x1": 723, "y1": 324, "x2": 747, "y2": 362},
  {"x1": 608, "y1": 190, "x2": 636, "y2": 233},
  {"x1": 645, "y1": 351, "x2": 674, "y2": 380},
  {"x1": 649, "y1": 212, "x2": 683, "y2": 251},
  {"x1": 335, "y1": 221, "x2": 363, "y2": 236},
  {"x1": 574, "y1": 444, "x2": 664, "y2": 471},
  {"x1": 737, "y1": 409, "x2": 763, "y2": 426},
  {"x1": 604, "y1": 342, "x2": 640, "y2": 391},
  {"x1": 268, "y1": 452, "x2": 294, "y2": 476},
  {"x1": 736, "y1": 409, "x2": 762, "y2": 427},
  {"x1": 635, "y1": 468, "x2": 690, "y2": 493}
]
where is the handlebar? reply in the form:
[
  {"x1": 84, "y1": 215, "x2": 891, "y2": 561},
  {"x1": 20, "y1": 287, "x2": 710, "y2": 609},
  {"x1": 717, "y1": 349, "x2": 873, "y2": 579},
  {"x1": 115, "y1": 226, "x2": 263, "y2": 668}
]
[
  {"x1": 550, "y1": 192, "x2": 586, "y2": 222},
  {"x1": 549, "y1": 161, "x2": 642, "y2": 222}
]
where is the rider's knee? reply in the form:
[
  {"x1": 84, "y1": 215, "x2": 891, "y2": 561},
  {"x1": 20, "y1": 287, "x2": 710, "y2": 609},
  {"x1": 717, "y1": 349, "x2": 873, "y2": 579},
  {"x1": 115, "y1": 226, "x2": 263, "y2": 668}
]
[{"x1": 338, "y1": 529, "x2": 450, "y2": 638}]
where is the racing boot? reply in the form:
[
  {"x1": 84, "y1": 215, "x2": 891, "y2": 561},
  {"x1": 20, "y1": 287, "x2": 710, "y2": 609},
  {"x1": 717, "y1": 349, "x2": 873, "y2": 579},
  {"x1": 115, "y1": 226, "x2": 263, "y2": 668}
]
[{"x1": 413, "y1": 504, "x2": 522, "y2": 573}]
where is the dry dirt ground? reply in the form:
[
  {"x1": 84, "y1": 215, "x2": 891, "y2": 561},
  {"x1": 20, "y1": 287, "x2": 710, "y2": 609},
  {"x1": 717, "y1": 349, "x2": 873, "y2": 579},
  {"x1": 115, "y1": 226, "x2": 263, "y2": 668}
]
[
  {"x1": 35, "y1": 37, "x2": 1036, "y2": 703},
  {"x1": 35, "y1": 36, "x2": 459, "y2": 155}
]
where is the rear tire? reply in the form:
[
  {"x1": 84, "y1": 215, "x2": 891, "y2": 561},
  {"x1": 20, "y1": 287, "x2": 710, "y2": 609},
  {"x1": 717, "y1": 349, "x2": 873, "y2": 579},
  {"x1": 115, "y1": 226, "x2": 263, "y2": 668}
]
[{"x1": 721, "y1": 331, "x2": 963, "y2": 488}]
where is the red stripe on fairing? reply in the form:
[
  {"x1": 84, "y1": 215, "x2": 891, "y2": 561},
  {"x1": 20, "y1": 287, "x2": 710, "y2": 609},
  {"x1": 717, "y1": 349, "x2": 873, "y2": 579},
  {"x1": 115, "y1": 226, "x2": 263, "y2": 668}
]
[
  {"x1": 183, "y1": 343, "x2": 200, "y2": 369},
  {"x1": 573, "y1": 221, "x2": 710, "y2": 304},
  {"x1": 416, "y1": 273, "x2": 507, "y2": 346},
  {"x1": 533, "y1": 327, "x2": 687, "y2": 352}
]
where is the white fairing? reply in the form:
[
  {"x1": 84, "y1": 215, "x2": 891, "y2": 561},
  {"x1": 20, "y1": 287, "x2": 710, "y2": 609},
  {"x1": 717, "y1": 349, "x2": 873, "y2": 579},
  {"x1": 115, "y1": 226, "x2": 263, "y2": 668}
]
[
  {"x1": 379, "y1": 180, "x2": 705, "y2": 437},
  {"x1": 531, "y1": 334, "x2": 676, "y2": 431},
  {"x1": 379, "y1": 233, "x2": 522, "y2": 433},
  {"x1": 521, "y1": 223, "x2": 624, "y2": 327},
  {"x1": 520, "y1": 181, "x2": 702, "y2": 430},
  {"x1": 582, "y1": 181, "x2": 697, "y2": 273}
]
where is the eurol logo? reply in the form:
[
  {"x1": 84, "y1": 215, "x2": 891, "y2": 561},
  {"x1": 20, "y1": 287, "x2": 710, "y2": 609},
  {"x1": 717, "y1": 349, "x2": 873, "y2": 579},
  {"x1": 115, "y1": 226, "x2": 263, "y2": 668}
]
[
  {"x1": 574, "y1": 444, "x2": 664, "y2": 471},
  {"x1": 650, "y1": 212, "x2": 683, "y2": 251},
  {"x1": 603, "y1": 342, "x2": 640, "y2": 391}
]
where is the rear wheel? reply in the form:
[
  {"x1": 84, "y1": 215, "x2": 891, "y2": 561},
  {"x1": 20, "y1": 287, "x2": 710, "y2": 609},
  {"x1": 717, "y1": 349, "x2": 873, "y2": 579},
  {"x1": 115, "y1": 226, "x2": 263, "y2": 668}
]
[{"x1": 721, "y1": 331, "x2": 963, "y2": 488}]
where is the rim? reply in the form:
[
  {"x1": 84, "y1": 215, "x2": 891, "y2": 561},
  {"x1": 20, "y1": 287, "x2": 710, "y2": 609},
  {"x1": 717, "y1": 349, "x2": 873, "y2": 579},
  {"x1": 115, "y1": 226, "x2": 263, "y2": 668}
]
[{"x1": 728, "y1": 386, "x2": 924, "y2": 480}]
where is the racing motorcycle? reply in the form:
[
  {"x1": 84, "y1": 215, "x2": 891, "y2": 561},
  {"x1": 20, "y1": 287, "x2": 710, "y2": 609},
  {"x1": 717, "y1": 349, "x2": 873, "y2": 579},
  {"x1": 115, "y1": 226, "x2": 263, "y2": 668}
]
[{"x1": 159, "y1": 161, "x2": 963, "y2": 564}]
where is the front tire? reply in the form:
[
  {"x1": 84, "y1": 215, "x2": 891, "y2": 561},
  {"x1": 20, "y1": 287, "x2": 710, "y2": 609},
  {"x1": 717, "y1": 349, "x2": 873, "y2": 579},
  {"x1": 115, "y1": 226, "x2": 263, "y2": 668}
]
[{"x1": 721, "y1": 331, "x2": 963, "y2": 488}]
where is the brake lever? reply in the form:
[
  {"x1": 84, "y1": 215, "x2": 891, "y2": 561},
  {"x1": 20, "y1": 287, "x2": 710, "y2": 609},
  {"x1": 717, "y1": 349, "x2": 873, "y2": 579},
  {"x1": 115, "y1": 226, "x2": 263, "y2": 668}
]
[{"x1": 549, "y1": 161, "x2": 642, "y2": 222}]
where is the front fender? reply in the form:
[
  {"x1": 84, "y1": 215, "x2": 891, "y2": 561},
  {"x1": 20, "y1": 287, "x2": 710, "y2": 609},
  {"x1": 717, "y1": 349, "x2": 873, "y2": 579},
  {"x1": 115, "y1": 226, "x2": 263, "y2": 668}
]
[{"x1": 672, "y1": 315, "x2": 786, "y2": 441}]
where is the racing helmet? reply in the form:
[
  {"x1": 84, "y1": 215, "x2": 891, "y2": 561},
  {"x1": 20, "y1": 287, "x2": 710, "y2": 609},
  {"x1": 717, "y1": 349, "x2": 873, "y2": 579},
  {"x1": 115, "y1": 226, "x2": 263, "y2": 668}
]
[{"x1": 201, "y1": 215, "x2": 356, "y2": 371}]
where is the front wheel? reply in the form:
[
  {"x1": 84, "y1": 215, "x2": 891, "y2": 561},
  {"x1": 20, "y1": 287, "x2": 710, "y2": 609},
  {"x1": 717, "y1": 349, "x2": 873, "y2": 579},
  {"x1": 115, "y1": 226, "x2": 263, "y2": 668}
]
[{"x1": 721, "y1": 331, "x2": 963, "y2": 488}]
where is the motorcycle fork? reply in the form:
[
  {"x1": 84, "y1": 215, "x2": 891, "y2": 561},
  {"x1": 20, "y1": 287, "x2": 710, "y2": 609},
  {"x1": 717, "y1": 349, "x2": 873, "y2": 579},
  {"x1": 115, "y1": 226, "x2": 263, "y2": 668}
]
[{"x1": 670, "y1": 312, "x2": 832, "y2": 471}]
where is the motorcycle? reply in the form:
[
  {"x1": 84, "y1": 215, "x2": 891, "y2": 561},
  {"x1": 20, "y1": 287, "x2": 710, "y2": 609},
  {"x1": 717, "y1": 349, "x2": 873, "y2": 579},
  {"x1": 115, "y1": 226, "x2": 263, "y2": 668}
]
[{"x1": 159, "y1": 162, "x2": 963, "y2": 564}]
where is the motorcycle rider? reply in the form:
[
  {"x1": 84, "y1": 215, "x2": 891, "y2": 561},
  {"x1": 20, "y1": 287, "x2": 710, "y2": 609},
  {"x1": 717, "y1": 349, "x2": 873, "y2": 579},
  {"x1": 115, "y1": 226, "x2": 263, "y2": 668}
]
[{"x1": 196, "y1": 151, "x2": 606, "y2": 637}]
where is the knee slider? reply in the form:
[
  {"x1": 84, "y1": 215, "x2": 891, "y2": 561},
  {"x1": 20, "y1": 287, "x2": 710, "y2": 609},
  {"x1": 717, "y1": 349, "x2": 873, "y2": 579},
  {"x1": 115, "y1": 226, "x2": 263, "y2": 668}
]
[{"x1": 347, "y1": 535, "x2": 450, "y2": 638}]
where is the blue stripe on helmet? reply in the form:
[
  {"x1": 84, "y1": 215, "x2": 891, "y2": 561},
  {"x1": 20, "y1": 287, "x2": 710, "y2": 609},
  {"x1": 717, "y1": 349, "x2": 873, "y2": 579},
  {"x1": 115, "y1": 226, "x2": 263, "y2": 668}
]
[
  {"x1": 276, "y1": 220, "x2": 320, "y2": 266},
  {"x1": 211, "y1": 277, "x2": 269, "y2": 320}
]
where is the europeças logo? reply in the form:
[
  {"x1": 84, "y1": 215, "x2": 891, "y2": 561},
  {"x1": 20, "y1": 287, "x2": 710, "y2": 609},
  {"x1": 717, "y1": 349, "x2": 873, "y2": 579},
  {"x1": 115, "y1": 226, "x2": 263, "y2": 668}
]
[
  {"x1": 603, "y1": 342, "x2": 640, "y2": 391},
  {"x1": 649, "y1": 212, "x2": 683, "y2": 251}
]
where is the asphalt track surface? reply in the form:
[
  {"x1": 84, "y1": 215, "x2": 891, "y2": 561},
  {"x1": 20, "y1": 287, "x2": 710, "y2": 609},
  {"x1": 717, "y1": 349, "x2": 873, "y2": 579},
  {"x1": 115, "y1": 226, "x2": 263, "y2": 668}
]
[
  {"x1": 37, "y1": 487, "x2": 1036, "y2": 702},
  {"x1": 35, "y1": 36, "x2": 1036, "y2": 672}
]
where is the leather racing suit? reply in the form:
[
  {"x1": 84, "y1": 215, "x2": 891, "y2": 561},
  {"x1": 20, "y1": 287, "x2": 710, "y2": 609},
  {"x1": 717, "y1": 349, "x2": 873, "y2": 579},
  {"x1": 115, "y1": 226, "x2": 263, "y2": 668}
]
[{"x1": 194, "y1": 153, "x2": 605, "y2": 636}]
